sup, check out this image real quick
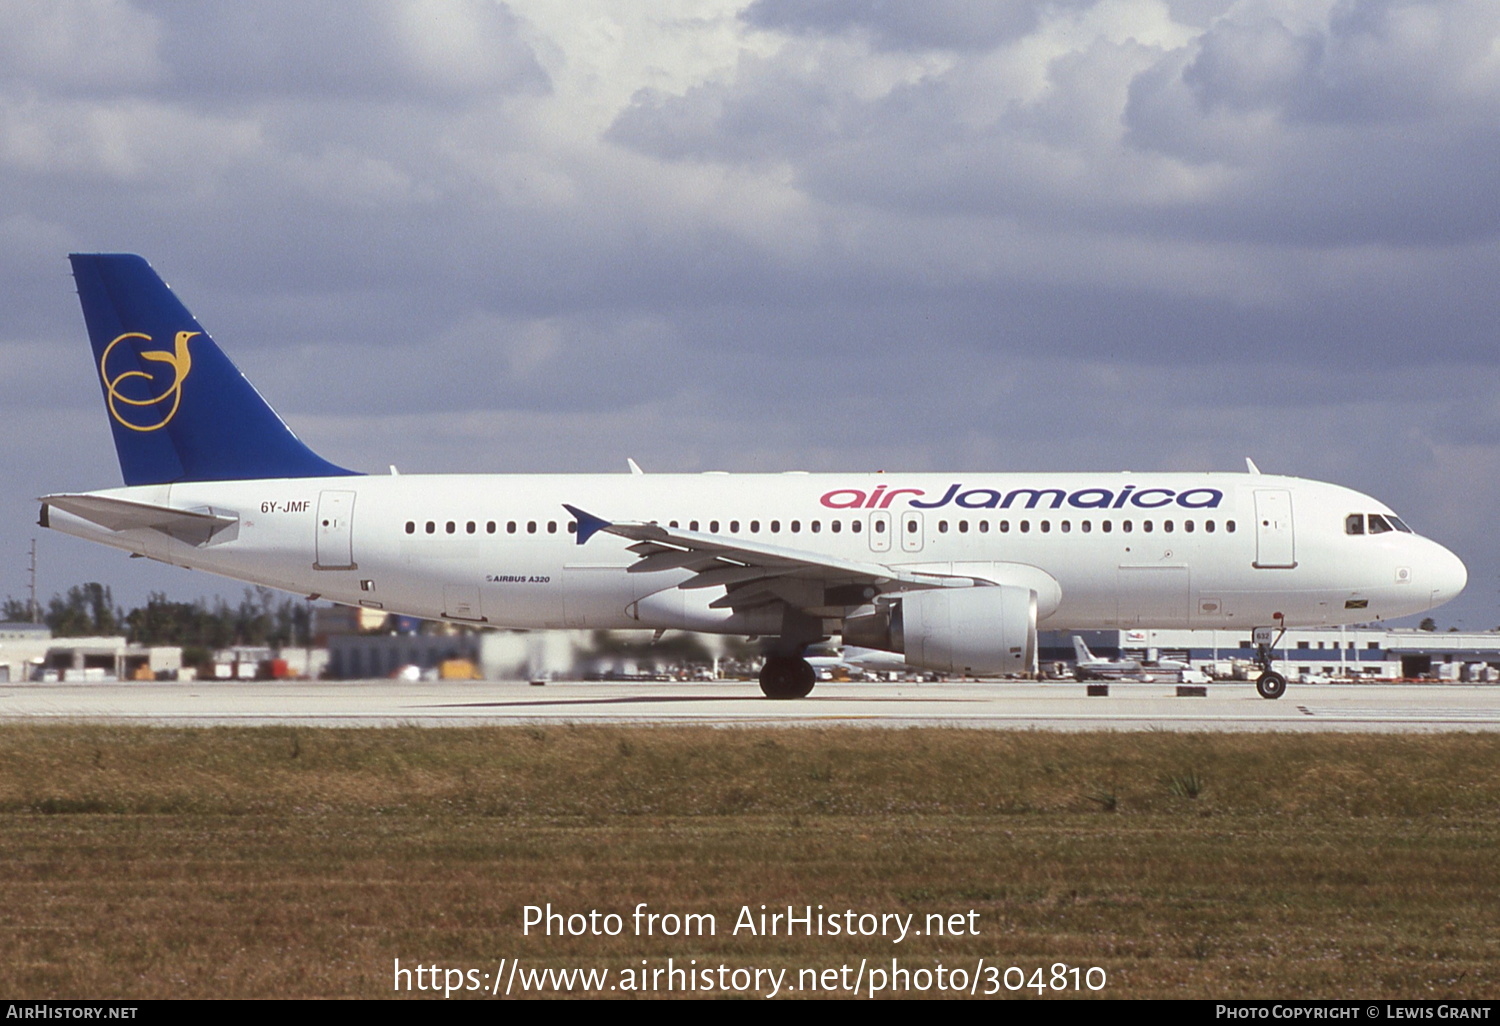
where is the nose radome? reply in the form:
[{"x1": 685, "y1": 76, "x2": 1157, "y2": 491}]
[{"x1": 1427, "y1": 543, "x2": 1468, "y2": 608}]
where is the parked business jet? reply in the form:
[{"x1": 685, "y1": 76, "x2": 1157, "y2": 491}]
[{"x1": 41, "y1": 255, "x2": 1468, "y2": 699}]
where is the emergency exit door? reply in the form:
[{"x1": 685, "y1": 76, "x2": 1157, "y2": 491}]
[{"x1": 901, "y1": 511, "x2": 925, "y2": 553}]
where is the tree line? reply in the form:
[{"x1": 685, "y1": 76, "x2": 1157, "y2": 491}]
[{"x1": 3, "y1": 583, "x2": 312, "y2": 649}]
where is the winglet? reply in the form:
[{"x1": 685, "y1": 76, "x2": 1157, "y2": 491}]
[{"x1": 564, "y1": 504, "x2": 611, "y2": 545}]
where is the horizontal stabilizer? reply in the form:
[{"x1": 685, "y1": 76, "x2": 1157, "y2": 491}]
[{"x1": 42, "y1": 493, "x2": 238, "y2": 546}]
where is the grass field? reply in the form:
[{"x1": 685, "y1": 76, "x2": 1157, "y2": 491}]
[{"x1": 1, "y1": 725, "x2": 1498, "y2": 999}]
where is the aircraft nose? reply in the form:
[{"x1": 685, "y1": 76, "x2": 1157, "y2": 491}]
[{"x1": 1426, "y1": 542, "x2": 1468, "y2": 608}]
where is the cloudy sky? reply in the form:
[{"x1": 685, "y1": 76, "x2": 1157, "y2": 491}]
[{"x1": 1, "y1": 0, "x2": 1497, "y2": 630}]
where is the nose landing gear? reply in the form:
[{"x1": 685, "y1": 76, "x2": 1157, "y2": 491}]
[
  {"x1": 1255, "y1": 670, "x2": 1287, "y2": 700},
  {"x1": 1252, "y1": 624, "x2": 1287, "y2": 700}
]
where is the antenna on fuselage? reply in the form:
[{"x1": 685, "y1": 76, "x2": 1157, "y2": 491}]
[{"x1": 1245, "y1": 458, "x2": 1262, "y2": 475}]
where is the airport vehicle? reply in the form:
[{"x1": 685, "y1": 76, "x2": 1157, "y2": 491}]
[
  {"x1": 1070, "y1": 636, "x2": 1190, "y2": 683},
  {"x1": 41, "y1": 255, "x2": 1468, "y2": 699}
]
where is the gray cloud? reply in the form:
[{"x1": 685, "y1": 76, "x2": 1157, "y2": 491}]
[
  {"x1": 0, "y1": 0, "x2": 163, "y2": 94},
  {"x1": 139, "y1": 0, "x2": 549, "y2": 103},
  {"x1": 741, "y1": 0, "x2": 1054, "y2": 51},
  {"x1": 616, "y1": 1, "x2": 1500, "y2": 253}
]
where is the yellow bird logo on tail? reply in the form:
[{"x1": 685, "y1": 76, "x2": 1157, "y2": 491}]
[{"x1": 100, "y1": 330, "x2": 199, "y2": 432}]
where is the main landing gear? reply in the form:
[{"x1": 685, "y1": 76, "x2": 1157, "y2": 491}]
[
  {"x1": 760, "y1": 656, "x2": 816, "y2": 699},
  {"x1": 1253, "y1": 624, "x2": 1287, "y2": 700}
]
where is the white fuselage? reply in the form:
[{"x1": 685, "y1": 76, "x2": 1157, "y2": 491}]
[{"x1": 45, "y1": 471, "x2": 1467, "y2": 635}]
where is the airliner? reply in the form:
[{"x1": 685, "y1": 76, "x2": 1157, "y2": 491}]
[
  {"x1": 1070, "y1": 636, "x2": 1191, "y2": 683},
  {"x1": 40, "y1": 255, "x2": 1468, "y2": 699}
]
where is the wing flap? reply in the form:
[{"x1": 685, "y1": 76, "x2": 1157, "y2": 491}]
[
  {"x1": 626, "y1": 549, "x2": 732, "y2": 574},
  {"x1": 680, "y1": 565, "x2": 777, "y2": 590}
]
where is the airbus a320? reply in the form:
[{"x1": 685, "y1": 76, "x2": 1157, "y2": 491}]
[{"x1": 42, "y1": 255, "x2": 1467, "y2": 699}]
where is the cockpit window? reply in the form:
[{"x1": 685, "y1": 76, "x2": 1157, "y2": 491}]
[{"x1": 1350, "y1": 512, "x2": 1416, "y2": 536}]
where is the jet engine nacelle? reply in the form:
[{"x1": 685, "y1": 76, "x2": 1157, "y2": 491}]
[{"x1": 843, "y1": 585, "x2": 1037, "y2": 676}]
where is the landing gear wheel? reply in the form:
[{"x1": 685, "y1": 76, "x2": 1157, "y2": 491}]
[
  {"x1": 760, "y1": 656, "x2": 816, "y2": 699},
  {"x1": 1255, "y1": 671, "x2": 1287, "y2": 700}
]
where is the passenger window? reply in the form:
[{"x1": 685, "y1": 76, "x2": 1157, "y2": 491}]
[
  {"x1": 1020, "y1": 521, "x2": 1030, "y2": 533},
  {"x1": 405, "y1": 521, "x2": 415, "y2": 534},
  {"x1": 979, "y1": 521, "x2": 989, "y2": 533},
  {"x1": 1205, "y1": 521, "x2": 1215, "y2": 533},
  {"x1": 710, "y1": 520, "x2": 720, "y2": 533},
  {"x1": 690, "y1": 520, "x2": 699, "y2": 531},
  {"x1": 791, "y1": 520, "x2": 801, "y2": 533},
  {"x1": 769, "y1": 520, "x2": 779, "y2": 533},
  {"x1": 1226, "y1": 521, "x2": 1236, "y2": 533},
  {"x1": 1040, "y1": 521, "x2": 1050, "y2": 533},
  {"x1": 1081, "y1": 521, "x2": 1091, "y2": 533},
  {"x1": 1122, "y1": 521, "x2": 1133, "y2": 533},
  {"x1": 809, "y1": 521, "x2": 818, "y2": 533},
  {"x1": 1000, "y1": 521, "x2": 1010, "y2": 533},
  {"x1": 1184, "y1": 521, "x2": 1193, "y2": 533},
  {"x1": 446, "y1": 521, "x2": 456, "y2": 534},
  {"x1": 527, "y1": 521, "x2": 537, "y2": 534},
  {"x1": 1061, "y1": 521, "x2": 1070, "y2": 533},
  {"x1": 548, "y1": 521, "x2": 558, "y2": 534},
  {"x1": 1346, "y1": 514, "x2": 1365, "y2": 535},
  {"x1": 830, "y1": 521, "x2": 841, "y2": 533},
  {"x1": 670, "y1": 521, "x2": 679, "y2": 529},
  {"x1": 907, "y1": 520, "x2": 919, "y2": 534},
  {"x1": 1163, "y1": 520, "x2": 1173, "y2": 533},
  {"x1": 958, "y1": 520, "x2": 969, "y2": 533},
  {"x1": 938, "y1": 521, "x2": 949, "y2": 533},
  {"x1": 750, "y1": 520, "x2": 760, "y2": 533},
  {"x1": 1143, "y1": 521, "x2": 1153, "y2": 533},
  {"x1": 487, "y1": 521, "x2": 496, "y2": 534},
  {"x1": 507, "y1": 521, "x2": 517, "y2": 534},
  {"x1": 851, "y1": 520, "x2": 861, "y2": 533},
  {"x1": 730, "y1": 520, "x2": 740, "y2": 533},
  {"x1": 1102, "y1": 521, "x2": 1112, "y2": 534},
  {"x1": 466, "y1": 521, "x2": 476, "y2": 534}
]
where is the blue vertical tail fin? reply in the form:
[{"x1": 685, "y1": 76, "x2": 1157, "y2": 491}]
[{"x1": 69, "y1": 253, "x2": 358, "y2": 485}]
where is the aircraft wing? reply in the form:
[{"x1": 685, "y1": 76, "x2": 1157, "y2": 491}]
[
  {"x1": 564, "y1": 504, "x2": 983, "y2": 614},
  {"x1": 41, "y1": 493, "x2": 238, "y2": 546}
]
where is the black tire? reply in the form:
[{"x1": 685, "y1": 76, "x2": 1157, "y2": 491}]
[
  {"x1": 759, "y1": 656, "x2": 816, "y2": 699},
  {"x1": 1255, "y1": 671, "x2": 1287, "y2": 700}
]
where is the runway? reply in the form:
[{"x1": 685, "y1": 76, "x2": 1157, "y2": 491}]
[{"x1": 2, "y1": 679, "x2": 1498, "y2": 731}]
